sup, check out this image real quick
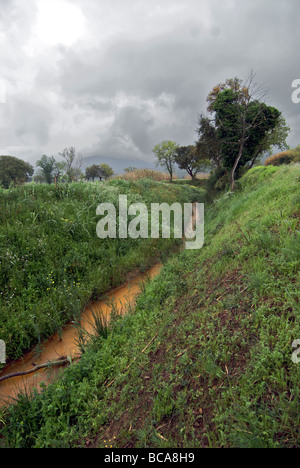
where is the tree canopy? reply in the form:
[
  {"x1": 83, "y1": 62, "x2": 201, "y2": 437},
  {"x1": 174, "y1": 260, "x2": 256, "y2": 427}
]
[
  {"x1": 0, "y1": 156, "x2": 34, "y2": 188},
  {"x1": 85, "y1": 163, "x2": 114, "y2": 181},
  {"x1": 36, "y1": 155, "x2": 57, "y2": 184},
  {"x1": 152, "y1": 140, "x2": 178, "y2": 182},
  {"x1": 174, "y1": 145, "x2": 210, "y2": 179},
  {"x1": 201, "y1": 73, "x2": 286, "y2": 190},
  {"x1": 213, "y1": 86, "x2": 281, "y2": 189}
]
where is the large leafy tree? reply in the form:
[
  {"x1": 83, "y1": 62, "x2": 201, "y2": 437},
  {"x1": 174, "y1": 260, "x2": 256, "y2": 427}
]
[
  {"x1": 213, "y1": 88, "x2": 281, "y2": 189},
  {"x1": 209, "y1": 73, "x2": 282, "y2": 190},
  {"x1": 0, "y1": 156, "x2": 34, "y2": 188},
  {"x1": 152, "y1": 140, "x2": 178, "y2": 182}
]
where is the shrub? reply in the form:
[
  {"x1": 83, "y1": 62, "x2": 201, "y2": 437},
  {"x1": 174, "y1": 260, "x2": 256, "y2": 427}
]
[{"x1": 265, "y1": 148, "x2": 300, "y2": 166}]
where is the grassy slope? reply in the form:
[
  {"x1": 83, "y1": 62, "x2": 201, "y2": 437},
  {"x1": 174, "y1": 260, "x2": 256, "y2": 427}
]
[{"x1": 1, "y1": 165, "x2": 299, "y2": 448}]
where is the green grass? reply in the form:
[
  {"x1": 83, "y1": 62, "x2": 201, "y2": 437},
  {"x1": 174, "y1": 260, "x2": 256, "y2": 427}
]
[
  {"x1": 1, "y1": 165, "x2": 299, "y2": 448},
  {"x1": 0, "y1": 179, "x2": 202, "y2": 361}
]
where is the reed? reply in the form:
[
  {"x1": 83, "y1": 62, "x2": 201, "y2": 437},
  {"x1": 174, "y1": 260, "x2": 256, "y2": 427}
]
[{"x1": 115, "y1": 169, "x2": 178, "y2": 182}]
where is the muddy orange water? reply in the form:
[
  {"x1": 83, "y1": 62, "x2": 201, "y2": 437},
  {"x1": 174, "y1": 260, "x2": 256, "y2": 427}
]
[{"x1": 0, "y1": 264, "x2": 162, "y2": 406}]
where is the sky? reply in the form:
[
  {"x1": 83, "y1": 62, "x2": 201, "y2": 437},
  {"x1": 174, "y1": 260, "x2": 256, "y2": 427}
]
[{"x1": 0, "y1": 0, "x2": 299, "y2": 174}]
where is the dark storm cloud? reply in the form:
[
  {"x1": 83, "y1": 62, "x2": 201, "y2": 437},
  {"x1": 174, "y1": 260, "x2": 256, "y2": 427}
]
[
  {"x1": 84, "y1": 105, "x2": 155, "y2": 161},
  {"x1": 0, "y1": 0, "x2": 299, "y2": 169}
]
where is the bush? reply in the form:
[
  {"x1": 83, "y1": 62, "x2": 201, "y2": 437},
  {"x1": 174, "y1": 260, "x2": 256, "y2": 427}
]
[
  {"x1": 205, "y1": 167, "x2": 229, "y2": 201},
  {"x1": 265, "y1": 146, "x2": 300, "y2": 166}
]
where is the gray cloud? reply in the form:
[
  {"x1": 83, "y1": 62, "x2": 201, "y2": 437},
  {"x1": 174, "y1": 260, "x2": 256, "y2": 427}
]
[{"x1": 0, "y1": 0, "x2": 299, "y2": 172}]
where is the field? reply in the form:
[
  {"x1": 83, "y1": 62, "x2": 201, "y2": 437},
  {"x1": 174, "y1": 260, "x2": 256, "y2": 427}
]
[
  {"x1": 1, "y1": 165, "x2": 299, "y2": 448},
  {"x1": 0, "y1": 179, "x2": 202, "y2": 361}
]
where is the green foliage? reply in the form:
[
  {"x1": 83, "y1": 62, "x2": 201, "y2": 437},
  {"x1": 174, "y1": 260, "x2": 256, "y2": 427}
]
[
  {"x1": 213, "y1": 89, "x2": 281, "y2": 171},
  {"x1": 152, "y1": 141, "x2": 179, "y2": 182},
  {"x1": 36, "y1": 155, "x2": 57, "y2": 184},
  {"x1": 206, "y1": 166, "x2": 229, "y2": 199},
  {"x1": 239, "y1": 165, "x2": 280, "y2": 188},
  {"x1": 0, "y1": 179, "x2": 200, "y2": 361},
  {"x1": 2, "y1": 166, "x2": 299, "y2": 448},
  {"x1": 202, "y1": 75, "x2": 288, "y2": 191},
  {"x1": 58, "y1": 147, "x2": 84, "y2": 182},
  {"x1": 0, "y1": 156, "x2": 34, "y2": 189},
  {"x1": 85, "y1": 164, "x2": 114, "y2": 181},
  {"x1": 174, "y1": 145, "x2": 210, "y2": 179},
  {"x1": 196, "y1": 114, "x2": 222, "y2": 169}
]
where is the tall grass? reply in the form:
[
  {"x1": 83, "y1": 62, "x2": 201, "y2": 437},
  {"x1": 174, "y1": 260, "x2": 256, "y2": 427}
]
[
  {"x1": 115, "y1": 169, "x2": 178, "y2": 182},
  {"x1": 0, "y1": 179, "x2": 200, "y2": 361}
]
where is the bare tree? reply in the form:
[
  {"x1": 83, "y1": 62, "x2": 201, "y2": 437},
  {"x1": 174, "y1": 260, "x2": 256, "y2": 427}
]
[{"x1": 59, "y1": 147, "x2": 83, "y2": 182}]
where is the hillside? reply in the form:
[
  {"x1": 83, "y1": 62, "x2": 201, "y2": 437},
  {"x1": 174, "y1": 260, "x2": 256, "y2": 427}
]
[{"x1": 1, "y1": 165, "x2": 299, "y2": 448}]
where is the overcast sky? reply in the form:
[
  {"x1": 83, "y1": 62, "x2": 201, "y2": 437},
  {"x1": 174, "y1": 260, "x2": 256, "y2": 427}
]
[{"x1": 0, "y1": 0, "x2": 299, "y2": 173}]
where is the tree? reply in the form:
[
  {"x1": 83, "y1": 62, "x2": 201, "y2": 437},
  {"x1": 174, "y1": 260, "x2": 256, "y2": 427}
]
[
  {"x1": 85, "y1": 163, "x2": 114, "y2": 181},
  {"x1": 59, "y1": 147, "x2": 83, "y2": 182},
  {"x1": 175, "y1": 145, "x2": 210, "y2": 179},
  {"x1": 72, "y1": 167, "x2": 85, "y2": 182},
  {"x1": 36, "y1": 155, "x2": 57, "y2": 184},
  {"x1": 247, "y1": 115, "x2": 291, "y2": 168},
  {"x1": 0, "y1": 156, "x2": 34, "y2": 188},
  {"x1": 196, "y1": 115, "x2": 222, "y2": 168},
  {"x1": 99, "y1": 163, "x2": 114, "y2": 181},
  {"x1": 53, "y1": 161, "x2": 66, "y2": 184},
  {"x1": 124, "y1": 167, "x2": 138, "y2": 173},
  {"x1": 212, "y1": 72, "x2": 281, "y2": 190},
  {"x1": 33, "y1": 172, "x2": 46, "y2": 184},
  {"x1": 85, "y1": 164, "x2": 100, "y2": 182},
  {"x1": 206, "y1": 76, "x2": 249, "y2": 114},
  {"x1": 152, "y1": 140, "x2": 178, "y2": 182}
]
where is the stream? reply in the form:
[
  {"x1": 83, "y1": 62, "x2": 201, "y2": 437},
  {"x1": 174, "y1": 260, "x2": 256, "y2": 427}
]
[
  {"x1": 0, "y1": 202, "x2": 198, "y2": 407},
  {"x1": 0, "y1": 264, "x2": 162, "y2": 406}
]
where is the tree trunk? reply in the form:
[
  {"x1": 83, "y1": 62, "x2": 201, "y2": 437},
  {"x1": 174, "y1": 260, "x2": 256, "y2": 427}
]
[
  {"x1": 249, "y1": 147, "x2": 262, "y2": 169},
  {"x1": 230, "y1": 133, "x2": 246, "y2": 191}
]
